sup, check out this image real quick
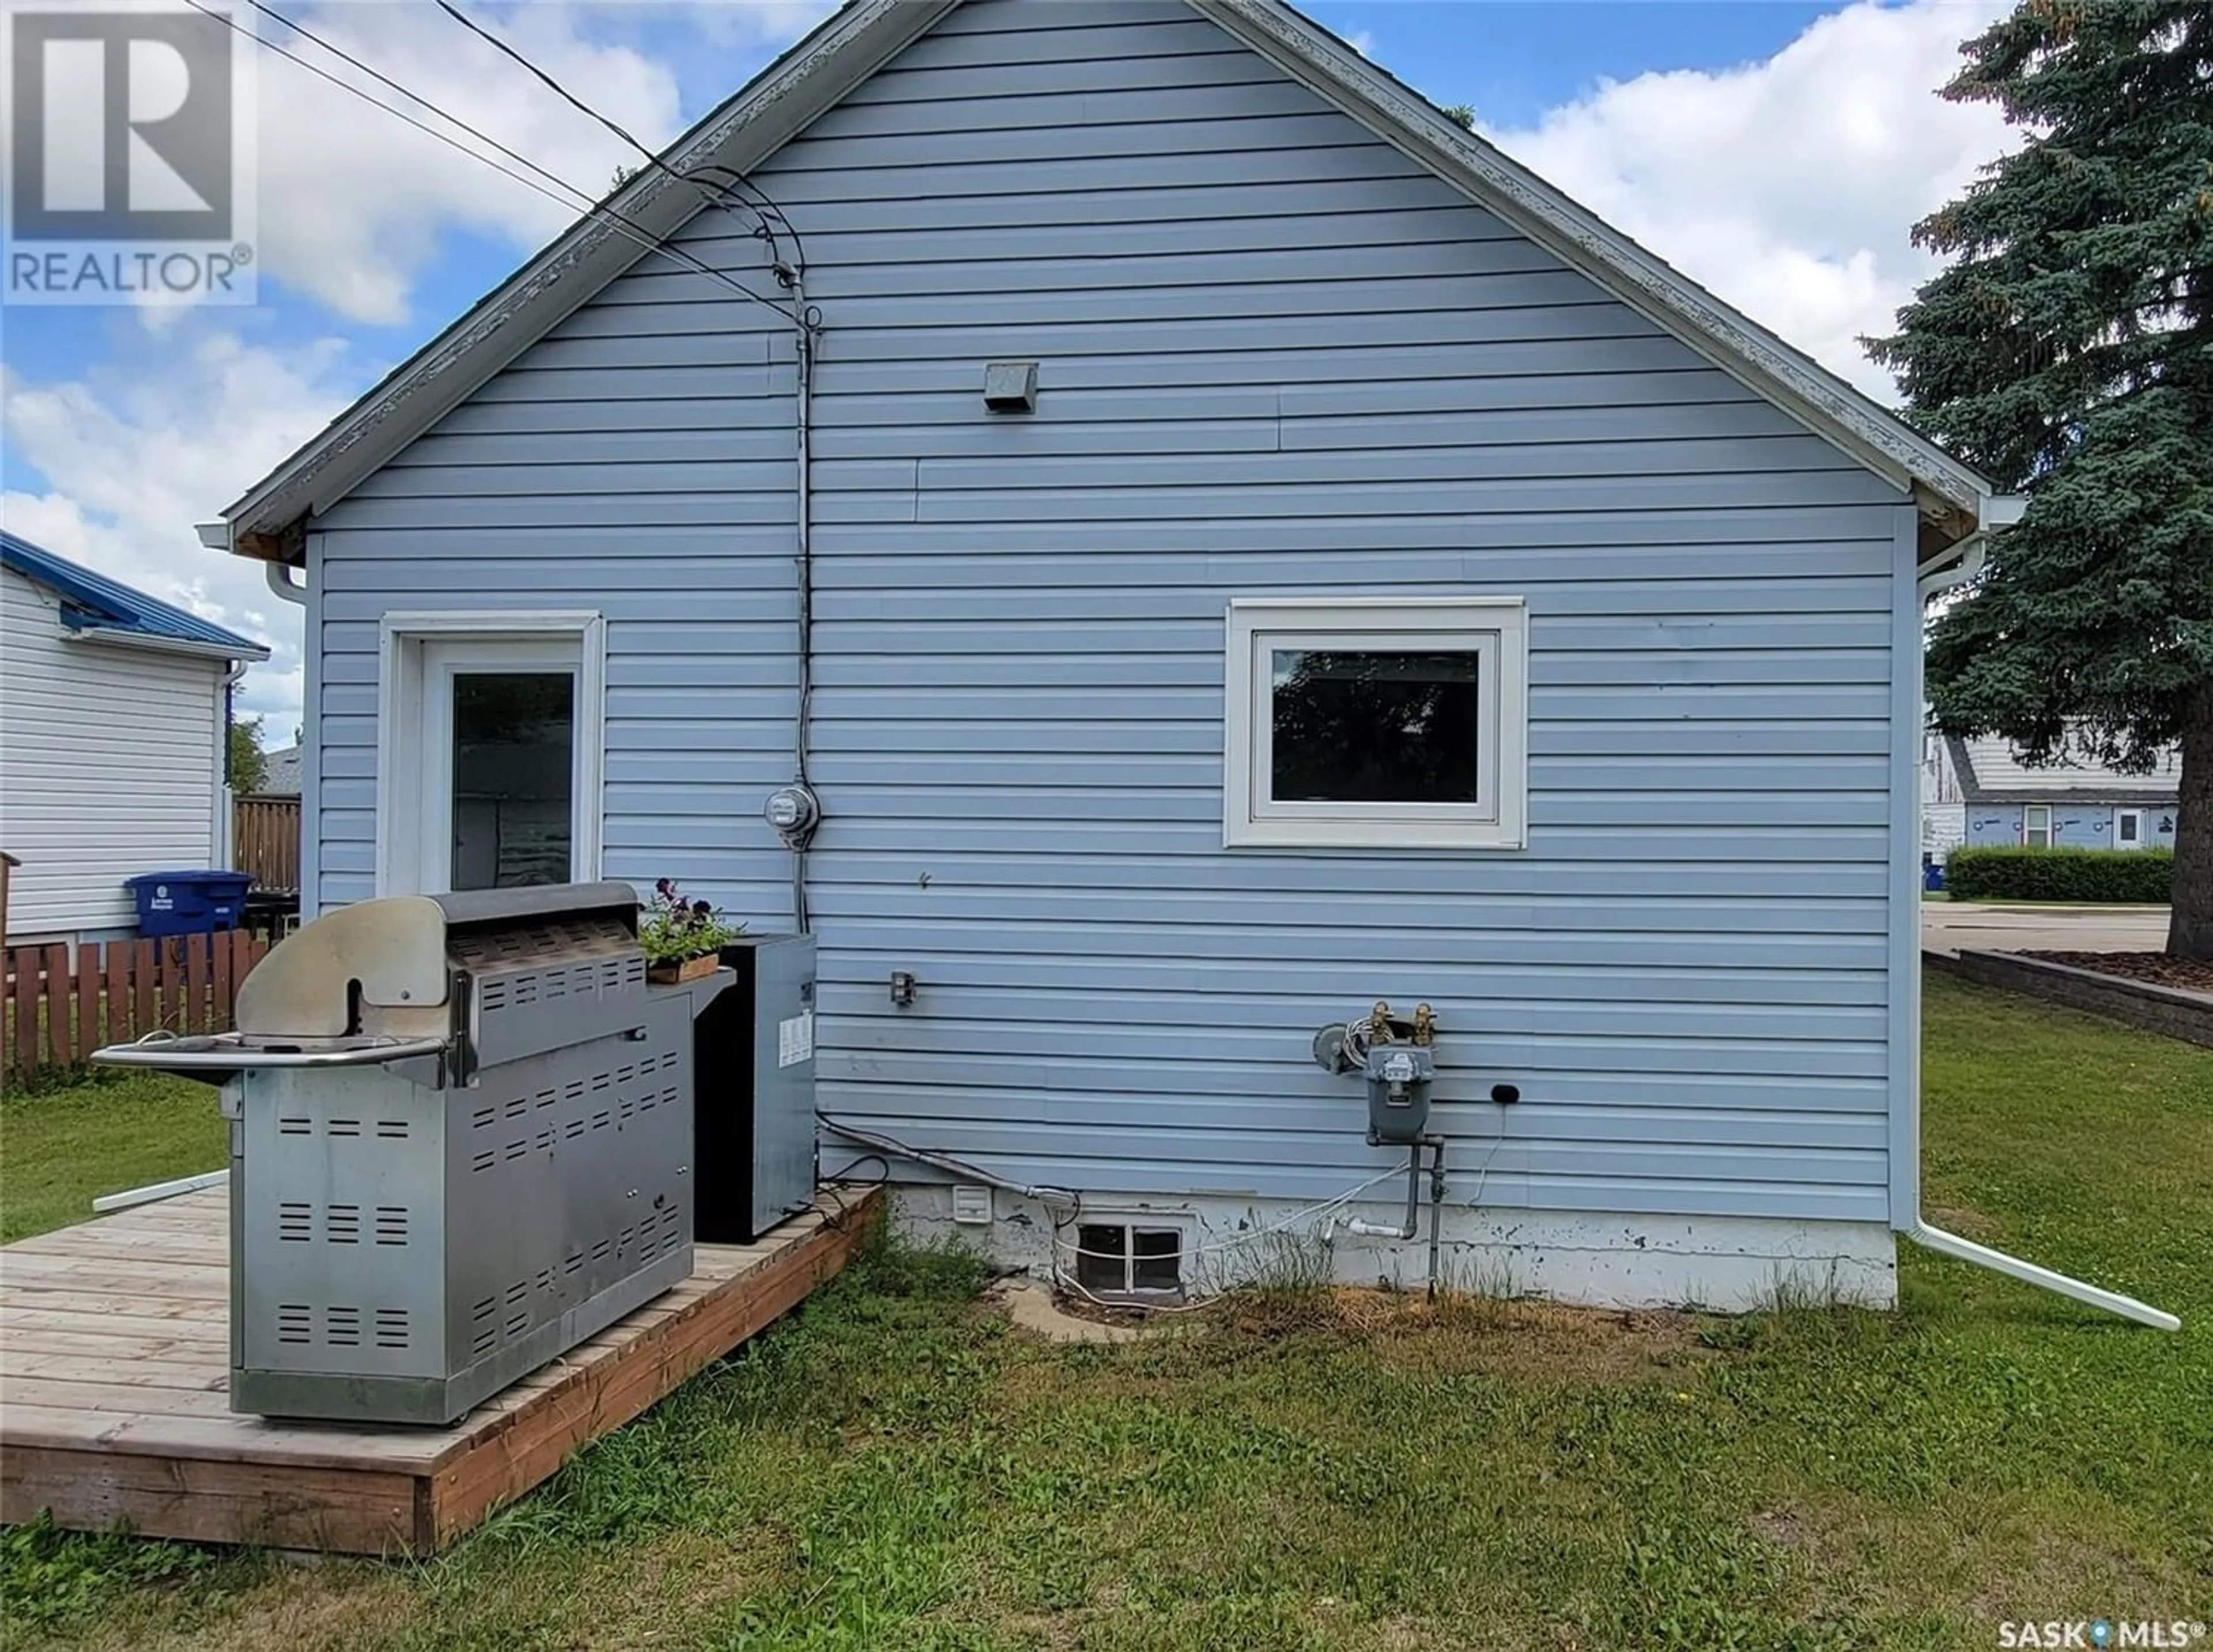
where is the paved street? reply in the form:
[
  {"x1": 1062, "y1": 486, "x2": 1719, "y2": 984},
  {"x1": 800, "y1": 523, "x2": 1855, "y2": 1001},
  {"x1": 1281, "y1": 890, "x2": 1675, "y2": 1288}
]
[{"x1": 1921, "y1": 901, "x2": 2172, "y2": 957}]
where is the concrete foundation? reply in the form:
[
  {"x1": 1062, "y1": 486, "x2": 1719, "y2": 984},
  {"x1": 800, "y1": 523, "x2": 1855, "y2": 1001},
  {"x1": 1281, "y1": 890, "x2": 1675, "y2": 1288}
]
[{"x1": 892, "y1": 1182, "x2": 1897, "y2": 1314}]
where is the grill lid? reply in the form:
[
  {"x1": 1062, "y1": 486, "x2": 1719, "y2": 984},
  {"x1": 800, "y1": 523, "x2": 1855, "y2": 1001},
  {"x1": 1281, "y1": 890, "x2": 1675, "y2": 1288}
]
[
  {"x1": 236, "y1": 897, "x2": 450, "y2": 1041},
  {"x1": 235, "y1": 882, "x2": 644, "y2": 1041}
]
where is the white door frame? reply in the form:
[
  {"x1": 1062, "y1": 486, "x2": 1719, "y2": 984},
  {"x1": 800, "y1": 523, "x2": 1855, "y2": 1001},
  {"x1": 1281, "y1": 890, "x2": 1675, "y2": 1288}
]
[
  {"x1": 2114, "y1": 807, "x2": 2146, "y2": 849},
  {"x1": 376, "y1": 611, "x2": 606, "y2": 896}
]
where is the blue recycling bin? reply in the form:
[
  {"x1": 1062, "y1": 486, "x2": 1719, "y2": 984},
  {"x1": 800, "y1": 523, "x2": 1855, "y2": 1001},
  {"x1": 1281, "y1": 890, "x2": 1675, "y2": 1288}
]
[
  {"x1": 1924, "y1": 859, "x2": 1947, "y2": 893},
  {"x1": 126, "y1": 871, "x2": 253, "y2": 937}
]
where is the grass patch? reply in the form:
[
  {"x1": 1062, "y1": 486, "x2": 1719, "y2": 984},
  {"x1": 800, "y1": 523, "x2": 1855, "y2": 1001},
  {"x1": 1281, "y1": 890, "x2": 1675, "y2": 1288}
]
[
  {"x1": 0, "y1": 1068, "x2": 226, "y2": 1242},
  {"x1": 2, "y1": 973, "x2": 2208, "y2": 1650}
]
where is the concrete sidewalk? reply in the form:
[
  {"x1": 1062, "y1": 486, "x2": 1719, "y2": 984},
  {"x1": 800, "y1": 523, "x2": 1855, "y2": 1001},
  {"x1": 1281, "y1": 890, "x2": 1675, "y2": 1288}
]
[{"x1": 1921, "y1": 900, "x2": 2171, "y2": 957}]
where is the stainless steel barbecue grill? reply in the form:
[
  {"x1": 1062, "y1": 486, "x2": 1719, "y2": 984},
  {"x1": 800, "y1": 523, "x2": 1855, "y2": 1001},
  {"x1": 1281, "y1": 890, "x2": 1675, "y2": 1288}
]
[{"x1": 95, "y1": 882, "x2": 727, "y2": 1425}]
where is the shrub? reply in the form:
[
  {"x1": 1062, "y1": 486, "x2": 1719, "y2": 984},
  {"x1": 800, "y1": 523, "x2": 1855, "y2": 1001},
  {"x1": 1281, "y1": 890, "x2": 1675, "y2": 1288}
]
[{"x1": 1944, "y1": 846, "x2": 2173, "y2": 904}]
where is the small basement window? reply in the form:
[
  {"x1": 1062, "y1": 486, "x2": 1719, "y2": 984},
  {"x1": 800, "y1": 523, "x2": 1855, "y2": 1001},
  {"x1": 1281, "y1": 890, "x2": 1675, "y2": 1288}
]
[
  {"x1": 1224, "y1": 597, "x2": 1528, "y2": 849},
  {"x1": 1073, "y1": 1223, "x2": 1185, "y2": 1299}
]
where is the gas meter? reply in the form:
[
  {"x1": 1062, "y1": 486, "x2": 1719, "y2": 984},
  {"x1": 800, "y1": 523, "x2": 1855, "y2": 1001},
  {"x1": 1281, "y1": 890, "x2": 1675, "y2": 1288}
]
[{"x1": 1364, "y1": 1041, "x2": 1434, "y2": 1144}]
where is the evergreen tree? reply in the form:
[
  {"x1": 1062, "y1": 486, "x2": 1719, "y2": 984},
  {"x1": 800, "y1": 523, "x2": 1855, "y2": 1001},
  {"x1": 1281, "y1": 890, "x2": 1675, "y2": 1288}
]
[{"x1": 1868, "y1": 1, "x2": 2213, "y2": 957}]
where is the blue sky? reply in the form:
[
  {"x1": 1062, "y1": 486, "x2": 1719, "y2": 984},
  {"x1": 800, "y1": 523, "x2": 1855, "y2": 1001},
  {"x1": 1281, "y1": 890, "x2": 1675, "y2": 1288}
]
[{"x1": 1, "y1": 0, "x2": 2008, "y2": 736}]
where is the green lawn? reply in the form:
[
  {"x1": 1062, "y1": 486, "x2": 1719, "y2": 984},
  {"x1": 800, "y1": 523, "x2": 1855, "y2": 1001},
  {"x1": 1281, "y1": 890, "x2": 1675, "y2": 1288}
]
[
  {"x1": 0, "y1": 1071, "x2": 227, "y2": 1243},
  {"x1": 3, "y1": 973, "x2": 2209, "y2": 1650}
]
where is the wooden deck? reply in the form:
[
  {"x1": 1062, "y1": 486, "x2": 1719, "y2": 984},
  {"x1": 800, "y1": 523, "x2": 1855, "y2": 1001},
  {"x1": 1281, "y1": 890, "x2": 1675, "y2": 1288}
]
[{"x1": 0, "y1": 1184, "x2": 879, "y2": 1555}]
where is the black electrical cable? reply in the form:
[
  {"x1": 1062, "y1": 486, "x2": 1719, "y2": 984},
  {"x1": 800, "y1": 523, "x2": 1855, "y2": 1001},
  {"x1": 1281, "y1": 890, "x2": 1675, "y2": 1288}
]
[
  {"x1": 431, "y1": 0, "x2": 803, "y2": 275},
  {"x1": 240, "y1": 0, "x2": 580, "y2": 209},
  {"x1": 177, "y1": 0, "x2": 793, "y2": 324},
  {"x1": 686, "y1": 163, "x2": 809, "y2": 275},
  {"x1": 433, "y1": 0, "x2": 670, "y2": 183},
  {"x1": 822, "y1": 1154, "x2": 890, "y2": 1189}
]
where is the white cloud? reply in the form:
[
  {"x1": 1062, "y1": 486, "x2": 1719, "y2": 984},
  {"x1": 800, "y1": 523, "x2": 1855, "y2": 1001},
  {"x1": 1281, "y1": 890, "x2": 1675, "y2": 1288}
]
[
  {"x1": 3, "y1": 332, "x2": 362, "y2": 733},
  {"x1": 1482, "y1": 0, "x2": 2013, "y2": 399},
  {"x1": 233, "y1": 1, "x2": 842, "y2": 325},
  {"x1": 571, "y1": 0, "x2": 836, "y2": 51},
  {"x1": 241, "y1": 2, "x2": 689, "y2": 324}
]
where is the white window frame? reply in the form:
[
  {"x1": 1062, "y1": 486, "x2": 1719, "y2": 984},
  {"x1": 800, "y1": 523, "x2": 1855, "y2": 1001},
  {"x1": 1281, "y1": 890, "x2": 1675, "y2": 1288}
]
[
  {"x1": 2023, "y1": 803, "x2": 2053, "y2": 849},
  {"x1": 2115, "y1": 807, "x2": 2144, "y2": 848},
  {"x1": 1223, "y1": 596, "x2": 1528, "y2": 850},
  {"x1": 1067, "y1": 1216, "x2": 1191, "y2": 1299},
  {"x1": 376, "y1": 611, "x2": 606, "y2": 897}
]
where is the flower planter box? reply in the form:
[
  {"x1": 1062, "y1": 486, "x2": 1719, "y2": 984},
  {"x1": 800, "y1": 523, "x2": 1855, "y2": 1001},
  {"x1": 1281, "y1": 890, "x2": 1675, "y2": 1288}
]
[{"x1": 647, "y1": 953, "x2": 720, "y2": 986}]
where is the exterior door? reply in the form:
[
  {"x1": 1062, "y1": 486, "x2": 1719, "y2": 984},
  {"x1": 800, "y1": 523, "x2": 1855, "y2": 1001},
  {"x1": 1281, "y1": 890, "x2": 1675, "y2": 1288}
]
[{"x1": 415, "y1": 638, "x2": 583, "y2": 893}]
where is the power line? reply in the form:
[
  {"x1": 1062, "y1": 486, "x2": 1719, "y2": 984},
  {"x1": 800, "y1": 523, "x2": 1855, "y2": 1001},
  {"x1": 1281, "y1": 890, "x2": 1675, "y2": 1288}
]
[
  {"x1": 175, "y1": 0, "x2": 792, "y2": 322},
  {"x1": 238, "y1": 0, "x2": 591, "y2": 218},
  {"x1": 430, "y1": 0, "x2": 806, "y2": 275},
  {"x1": 433, "y1": 0, "x2": 667, "y2": 187}
]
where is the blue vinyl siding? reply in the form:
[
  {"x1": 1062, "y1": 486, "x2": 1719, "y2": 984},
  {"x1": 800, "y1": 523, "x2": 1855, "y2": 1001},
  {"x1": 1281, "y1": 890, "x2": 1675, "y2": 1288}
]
[
  {"x1": 311, "y1": 0, "x2": 1913, "y2": 1223},
  {"x1": 1965, "y1": 805, "x2": 2178, "y2": 849}
]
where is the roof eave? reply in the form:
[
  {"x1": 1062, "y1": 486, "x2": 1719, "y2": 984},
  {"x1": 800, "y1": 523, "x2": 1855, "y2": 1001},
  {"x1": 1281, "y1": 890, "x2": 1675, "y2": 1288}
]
[
  {"x1": 1969, "y1": 791, "x2": 2179, "y2": 804},
  {"x1": 66, "y1": 625, "x2": 271, "y2": 663}
]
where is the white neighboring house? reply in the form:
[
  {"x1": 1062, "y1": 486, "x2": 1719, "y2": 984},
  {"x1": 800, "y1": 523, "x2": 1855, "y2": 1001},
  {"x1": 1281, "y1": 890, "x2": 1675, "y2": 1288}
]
[
  {"x1": 1919, "y1": 718, "x2": 1967, "y2": 863},
  {"x1": 0, "y1": 531, "x2": 270, "y2": 947}
]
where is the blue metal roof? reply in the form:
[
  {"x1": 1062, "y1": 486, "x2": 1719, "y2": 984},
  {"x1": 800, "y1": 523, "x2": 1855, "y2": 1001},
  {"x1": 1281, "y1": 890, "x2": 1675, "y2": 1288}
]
[{"x1": 1, "y1": 530, "x2": 268, "y2": 659}]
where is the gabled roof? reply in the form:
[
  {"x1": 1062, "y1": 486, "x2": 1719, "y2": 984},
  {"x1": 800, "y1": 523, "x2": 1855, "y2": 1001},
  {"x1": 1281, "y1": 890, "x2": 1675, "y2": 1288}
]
[
  {"x1": 258, "y1": 745, "x2": 303, "y2": 796},
  {"x1": 1946, "y1": 735, "x2": 2181, "y2": 804},
  {"x1": 2, "y1": 531, "x2": 269, "y2": 661},
  {"x1": 217, "y1": 0, "x2": 2011, "y2": 560}
]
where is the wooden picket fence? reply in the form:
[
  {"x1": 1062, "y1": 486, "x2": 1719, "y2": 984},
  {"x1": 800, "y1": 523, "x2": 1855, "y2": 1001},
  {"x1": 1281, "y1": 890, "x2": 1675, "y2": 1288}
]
[
  {"x1": 233, "y1": 795, "x2": 301, "y2": 895},
  {"x1": 3, "y1": 929, "x2": 270, "y2": 1087}
]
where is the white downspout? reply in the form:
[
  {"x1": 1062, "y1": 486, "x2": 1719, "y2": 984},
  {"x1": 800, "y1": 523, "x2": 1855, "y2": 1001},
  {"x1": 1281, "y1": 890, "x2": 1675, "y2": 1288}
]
[
  {"x1": 1908, "y1": 1223, "x2": 2176, "y2": 1329},
  {"x1": 1909, "y1": 501, "x2": 2178, "y2": 1332},
  {"x1": 215, "y1": 658, "x2": 250, "y2": 868}
]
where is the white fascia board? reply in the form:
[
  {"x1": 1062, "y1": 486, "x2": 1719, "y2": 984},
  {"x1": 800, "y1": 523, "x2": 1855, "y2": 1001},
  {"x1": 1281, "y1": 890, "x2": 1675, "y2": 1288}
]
[{"x1": 66, "y1": 627, "x2": 271, "y2": 664}]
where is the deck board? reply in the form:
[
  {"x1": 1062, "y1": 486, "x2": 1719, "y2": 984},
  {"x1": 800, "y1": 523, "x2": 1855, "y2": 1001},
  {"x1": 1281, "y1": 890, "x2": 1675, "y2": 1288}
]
[{"x1": 0, "y1": 1185, "x2": 877, "y2": 1553}]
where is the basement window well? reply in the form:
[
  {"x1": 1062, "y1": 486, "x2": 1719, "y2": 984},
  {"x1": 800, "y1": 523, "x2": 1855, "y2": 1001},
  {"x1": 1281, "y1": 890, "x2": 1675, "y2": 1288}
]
[
  {"x1": 1074, "y1": 1223, "x2": 1185, "y2": 1299},
  {"x1": 1224, "y1": 597, "x2": 1528, "y2": 849}
]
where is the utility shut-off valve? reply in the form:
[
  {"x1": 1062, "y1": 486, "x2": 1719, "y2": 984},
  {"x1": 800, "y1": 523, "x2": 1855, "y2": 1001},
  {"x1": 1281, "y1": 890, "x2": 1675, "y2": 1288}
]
[{"x1": 1313, "y1": 1000, "x2": 1437, "y2": 1146}]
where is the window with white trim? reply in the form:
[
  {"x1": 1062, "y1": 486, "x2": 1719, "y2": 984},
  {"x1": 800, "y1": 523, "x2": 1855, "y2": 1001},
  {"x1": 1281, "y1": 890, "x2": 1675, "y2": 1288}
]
[
  {"x1": 377, "y1": 613, "x2": 606, "y2": 897},
  {"x1": 1223, "y1": 598, "x2": 1528, "y2": 850},
  {"x1": 1072, "y1": 1223, "x2": 1185, "y2": 1299},
  {"x1": 2116, "y1": 808, "x2": 2144, "y2": 847},
  {"x1": 2023, "y1": 804, "x2": 2053, "y2": 849}
]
